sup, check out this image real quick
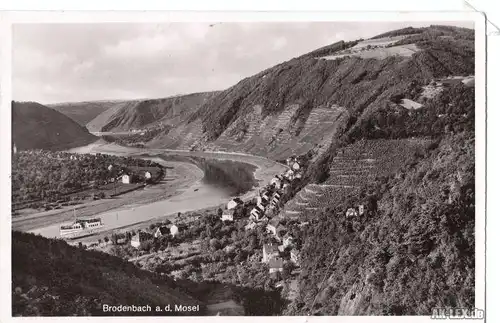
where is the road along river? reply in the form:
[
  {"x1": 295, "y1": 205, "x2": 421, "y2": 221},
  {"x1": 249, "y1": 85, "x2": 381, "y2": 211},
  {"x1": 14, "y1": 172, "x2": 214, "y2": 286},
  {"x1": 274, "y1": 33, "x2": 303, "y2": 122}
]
[{"x1": 24, "y1": 140, "x2": 287, "y2": 239}]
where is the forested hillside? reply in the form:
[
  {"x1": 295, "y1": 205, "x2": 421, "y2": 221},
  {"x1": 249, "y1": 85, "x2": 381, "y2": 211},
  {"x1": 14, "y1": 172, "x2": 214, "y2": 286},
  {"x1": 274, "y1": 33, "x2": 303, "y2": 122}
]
[
  {"x1": 144, "y1": 25, "x2": 474, "y2": 161},
  {"x1": 12, "y1": 231, "x2": 204, "y2": 316},
  {"x1": 12, "y1": 101, "x2": 97, "y2": 151},
  {"x1": 285, "y1": 131, "x2": 474, "y2": 315},
  {"x1": 283, "y1": 70, "x2": 475, "y2": 315}
]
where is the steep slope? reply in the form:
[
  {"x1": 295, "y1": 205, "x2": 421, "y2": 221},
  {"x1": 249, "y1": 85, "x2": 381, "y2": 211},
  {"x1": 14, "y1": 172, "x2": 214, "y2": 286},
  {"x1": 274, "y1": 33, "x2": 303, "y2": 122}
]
[
  {"x1": 12, "y1": 231, "x2": 204, "y2": 316},
  {"x1": 285, "y1": 132, "x2": 475, "y2": 316},
  {"x1": 48, "y1": 100, "x2": 127, "y2": 126},
  {"x1": 86, "y1": 100, "x2": 140, "y2": 132},
  {"x1": 147, "y1": 25, "x2": 474, "y2": 161},
  {"x1": 86, "y1": 92, "x2": 218, "y2": 133},
  {"x1": 12, "y1": 101, "x2": 98, "y2": 151}
]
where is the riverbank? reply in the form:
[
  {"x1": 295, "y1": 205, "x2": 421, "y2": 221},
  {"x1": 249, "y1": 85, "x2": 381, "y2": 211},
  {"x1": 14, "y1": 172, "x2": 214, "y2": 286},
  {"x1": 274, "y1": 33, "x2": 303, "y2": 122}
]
[
  {"x1": 15, "y1": 141, "x2": 287, "y2": 242},
  {"x1": 13, "y1": 160, "x2": 203, "y2": 232}
]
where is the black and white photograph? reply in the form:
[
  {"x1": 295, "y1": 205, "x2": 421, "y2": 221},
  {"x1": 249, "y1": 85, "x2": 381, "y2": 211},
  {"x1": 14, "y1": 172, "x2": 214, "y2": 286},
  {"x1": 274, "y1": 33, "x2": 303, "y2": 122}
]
[{"x1": 3, "y1": 11, "x2": 486, "y2": 318}]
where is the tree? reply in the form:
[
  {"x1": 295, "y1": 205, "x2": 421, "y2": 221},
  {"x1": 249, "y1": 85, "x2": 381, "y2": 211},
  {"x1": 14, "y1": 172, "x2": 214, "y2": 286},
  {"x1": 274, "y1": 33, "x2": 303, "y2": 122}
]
[{"x1": 104, "y1": 236, "x2": 109, "y2": 243}]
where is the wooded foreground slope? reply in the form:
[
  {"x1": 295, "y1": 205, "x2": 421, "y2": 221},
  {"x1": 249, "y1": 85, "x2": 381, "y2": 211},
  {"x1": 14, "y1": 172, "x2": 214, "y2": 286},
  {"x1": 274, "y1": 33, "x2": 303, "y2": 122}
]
[{"x1": 12, "y1": 231, "x2": 204, "y2": 316}]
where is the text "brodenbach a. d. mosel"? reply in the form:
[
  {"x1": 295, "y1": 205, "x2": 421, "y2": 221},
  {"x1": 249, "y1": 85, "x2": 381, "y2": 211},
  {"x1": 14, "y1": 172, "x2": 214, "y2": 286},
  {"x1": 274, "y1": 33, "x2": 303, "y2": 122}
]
[
  {"x1": 431, "y1": 308, "x2": 484, "y2": 319},
  {"x1": 102, "y1": 304, "x2": 200, "y2": 313}
]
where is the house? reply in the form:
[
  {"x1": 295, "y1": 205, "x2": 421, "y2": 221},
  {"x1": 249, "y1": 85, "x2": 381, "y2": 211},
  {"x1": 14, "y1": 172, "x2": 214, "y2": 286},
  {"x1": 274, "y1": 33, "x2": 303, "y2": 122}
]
[
  {"x1": 131, "y1": 232, "x2": 153, "y2": 249},
  {"x1": 261, "y1": 192, "x2": 271, "y2": 204},
  {"x1": 221, "y1": 212, "x2": 234, "y2": 222},
  {"x1": 292, "y1": 162, "x2": 301, "y2": 171},
  {"x1": 290, "y1": 249, "x2": 300, "y2": 265},
  {"x1": 122, "y1": 174, "x2": 131, "y2": 184},
  {"x1": 345, "y1": 208, "x2": 358, "y2": 218},
  {"x1": 282, "y1": 234, "x2": 294, "y2": 249},
  {"x1": 269, "y1": 257, "x2": 284, "y2": 274},
  {"x1": 145, "y1": 171, "x2": 152, "y2": 179},
  {"x1": 262, "y1": 243, "x2": 280, "y2": 263},
  {"x1": 108, "y1": 164, "x2": 113, "y2": 171},
  {"x1": 227, "y1": 198, "x2": 243, "y2": 210},
  {"x1": 266, "y1": 218, "x2": 281, "y2": 236},
  {"x1": 271, "y1": 192, "x2": 282, "y2": 208},
  {"x1": 116, "y1": 237, "x2": 127, "y2": 245},
  {"x1": 270, "y1": 176, "x2": 282, "y2": 189},
  {"x1": 154, "y1": 226, "x2": 169, "y2": 238},
  {"x1": 250, "y1": 208, "x2": 263, "y2": 221},
  {"x1": 358, "y1": 205, "x2": 365, "y2": 216},
  {"x1": 170, "y1": 224, "x2": 179, "y2": 237}
]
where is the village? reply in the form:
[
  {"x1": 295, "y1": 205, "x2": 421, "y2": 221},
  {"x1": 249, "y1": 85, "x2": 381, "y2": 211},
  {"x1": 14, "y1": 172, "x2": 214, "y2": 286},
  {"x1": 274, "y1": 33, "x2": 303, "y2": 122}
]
[{"x1": 83, "y1": 153, "x2": 368, "y2": 300}]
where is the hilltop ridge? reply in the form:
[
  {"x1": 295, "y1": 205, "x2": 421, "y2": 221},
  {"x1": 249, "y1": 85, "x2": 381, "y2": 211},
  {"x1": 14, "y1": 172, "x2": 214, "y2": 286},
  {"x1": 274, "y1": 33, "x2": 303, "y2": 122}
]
[{"x1": 12, "y1": 101, "x2": 97, "y2": 151}]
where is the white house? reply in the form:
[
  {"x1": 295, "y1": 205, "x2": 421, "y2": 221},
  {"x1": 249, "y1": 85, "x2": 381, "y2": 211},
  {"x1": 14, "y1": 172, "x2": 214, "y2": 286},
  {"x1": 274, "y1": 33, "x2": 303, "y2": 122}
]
[
  {"x1": 221, "y1": 213, "x2": 234, "y2": 222},
  {"x1": 154, "y1": 226, "x2": 169, "y2": 238},
  {"x1": 122, "y1": 174, "x2": 131, "y2": 184},
  {"x1": 262, "y1": 243, "x2": 280, "y2": 263},
  {"x1": 345, "y1": 208, "x2": 358, "y2": 218},
  {"x1": 131, "y1": 232, "x2": 152, "y2": 249},
  {"x1": 270, "y1": 177, "x2": 282, "y2": 189},
  {"x1": 358, "y1": 205, "x2": 365, "y2": 216},
  {"x1": 145, "y1": 171, "x2": 152, "y2": 179},
  {"x1": 227, "y1": 198, "x2": 243, "y2": 211},
  {"x1": 250, "y1": 208, "x2": 262, "y2": 220},
  {"x1": 170, "y1": 224, "x2": 179, "y2": 237},
  {"x1": 282, "y1": 235, "x2": 294, "y2": 249}
]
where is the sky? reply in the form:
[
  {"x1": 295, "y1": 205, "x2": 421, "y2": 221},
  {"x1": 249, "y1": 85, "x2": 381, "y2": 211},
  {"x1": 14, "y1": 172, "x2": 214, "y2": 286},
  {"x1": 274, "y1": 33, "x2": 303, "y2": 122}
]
[{"x1": 12, "y1": 21, "x2": 474, "y2": 104}]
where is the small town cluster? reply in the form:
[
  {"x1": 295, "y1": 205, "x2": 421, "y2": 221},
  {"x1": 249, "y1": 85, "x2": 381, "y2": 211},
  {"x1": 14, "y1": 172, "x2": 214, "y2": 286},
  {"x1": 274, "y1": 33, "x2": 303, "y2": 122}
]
[
  {"x1": 217, "y1": 155, "x2": 309, "y2": 277},
  {"x1": 108, "y1": 154, "x2": 367, "y2": 281}
]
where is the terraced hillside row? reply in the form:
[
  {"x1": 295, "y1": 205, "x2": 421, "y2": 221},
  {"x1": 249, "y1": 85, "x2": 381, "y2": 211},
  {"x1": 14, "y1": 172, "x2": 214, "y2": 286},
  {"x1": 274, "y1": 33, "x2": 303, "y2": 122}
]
[
  {"x1": 142, "y1": 25, "x2": 473, "y2": 163},
  {"x1": 209, "y1": 104, "x2": 350, "y2": 160},
  {"x1": 282, "y1": 139, "x2": 430, "y2": 217}
]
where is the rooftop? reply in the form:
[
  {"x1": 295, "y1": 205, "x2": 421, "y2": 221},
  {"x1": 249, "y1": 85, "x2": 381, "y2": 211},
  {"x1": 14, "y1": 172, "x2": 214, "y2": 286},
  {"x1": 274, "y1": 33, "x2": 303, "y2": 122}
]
[{"x1": 269, "y1": 257, "x2": 284, "y2": 268}]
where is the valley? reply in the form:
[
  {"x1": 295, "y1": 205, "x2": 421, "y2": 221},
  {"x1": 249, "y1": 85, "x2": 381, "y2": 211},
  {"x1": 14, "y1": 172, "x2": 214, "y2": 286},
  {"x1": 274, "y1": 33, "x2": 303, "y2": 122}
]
[{"x1": 11, "y1": 24, "x2": 477, "y2": 317}]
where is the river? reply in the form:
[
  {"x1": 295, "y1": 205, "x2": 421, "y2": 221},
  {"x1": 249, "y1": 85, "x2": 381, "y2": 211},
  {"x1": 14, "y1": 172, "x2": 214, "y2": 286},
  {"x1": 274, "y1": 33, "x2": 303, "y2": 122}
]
[{"x1": 26, "y1": 141, "x2": 287, "y2": 239}]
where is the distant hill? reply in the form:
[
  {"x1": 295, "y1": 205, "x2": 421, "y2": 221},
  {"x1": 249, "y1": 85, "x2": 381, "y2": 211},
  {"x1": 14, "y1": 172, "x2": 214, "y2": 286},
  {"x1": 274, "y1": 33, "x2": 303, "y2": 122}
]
[
  {"x1": 12, "y1": 101, "x2": 98, "y2": 151},
  {"x1": 85, "y1": 92, "x2": 218, "y2": 133},
  {"x1": 48, "y1": 100, "x2": 130, "y2": 126},
  {"x1": 99, "y1": 92, "x2": 219, "y2": 132},
  {"x1": 12, "y1": 231, "x2": 204, "y2": 316}
]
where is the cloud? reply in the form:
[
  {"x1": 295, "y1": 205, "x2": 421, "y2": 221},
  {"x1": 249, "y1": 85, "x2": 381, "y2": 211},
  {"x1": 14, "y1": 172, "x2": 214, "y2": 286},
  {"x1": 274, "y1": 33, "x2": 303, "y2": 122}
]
[{"x1": 12, "y1": 21, "x2": 474, "y2": 104}]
